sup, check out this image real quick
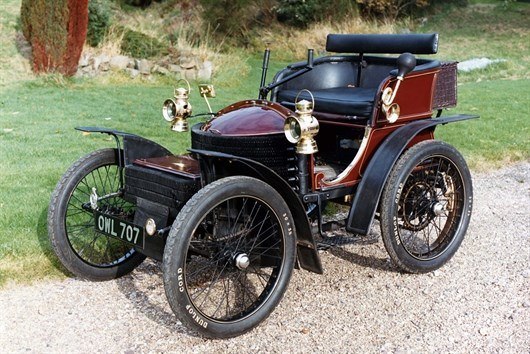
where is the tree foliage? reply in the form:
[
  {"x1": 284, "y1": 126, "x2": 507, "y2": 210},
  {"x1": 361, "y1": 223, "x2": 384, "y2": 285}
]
[
  {"x1": 120, "y1": 28, "x2": 167, "y2": 58},
  {"x1": 356, "y1": 0, "x2": 468, "y2": 19},
  {"x1": 276, "y1": 0, "x2": 334, "y2": 28},
  {"x1": 20, "y1": 0, "x2": 88, "y2": 76},
  {"x1": 87, "y1": 0, "x2": 112, "y2": 47}
]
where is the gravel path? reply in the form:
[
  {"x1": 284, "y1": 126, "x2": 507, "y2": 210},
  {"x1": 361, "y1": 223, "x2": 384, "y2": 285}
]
[{"x1": 1, "y1": 162, "x2": 529, "y2": 353}]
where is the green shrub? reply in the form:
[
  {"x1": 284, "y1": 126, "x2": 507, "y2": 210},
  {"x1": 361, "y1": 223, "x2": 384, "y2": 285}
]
[
  {"x1": 276, "y1": 0, "x2": 323, "y2": 28},
  {"x1": 201, "y1": 0, "x2": 278, "y2": 37},
  {"x1": 121, "y1": 28, "x2": 167, "y2": 58},
  {"x1": 356, "y1": 0, "x2": 468, "y2": 20},
  {"x1": 87, "y1": 0, "x2": 112, "y2": 47},
  {"x1": 122, "y1": 0, "x2": 153, "y2": 7}
]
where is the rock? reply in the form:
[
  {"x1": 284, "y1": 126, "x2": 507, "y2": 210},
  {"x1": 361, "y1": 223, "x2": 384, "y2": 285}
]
[
  {"x1": 184, "y1": 68, "x2": 197, "y2": 81},
  {"x1": 522, "y1": 300, "x2": 530, "y2": 308},
  {"x1": 99, "y1": 62, "x2": 110, "y2": 72},
  {"x1": 91, "y1": 56, "x2": 101, "y2": 71},
  {"x1": 179, "y1": 57, "x2": 197, "y2": 69},
  {"x1": 138, "y1": 59, "x2": 153, "y2": 75},
  {"x1": 197, "y1": 60, "x2": 213, "y2": 81},
  {"x1": 127, "y1": 59, "x2": 136, "y2": 69},
  {"x1": 79, "y1": 54, "x2": 90, "y2": 67},
  {"x1": 98, "y1": 54, "x2": 110, "y2": 64},
  {"x1": 109, "y1": 55, "x2": 130, "y2": 71},
  {"x1": 125, "y1": 68, "x2": 140, "y2": 78},
  {"x1": 153, "y1": 65, "x2": 170, "y2": 75},
  {"x1": 457, "y1": 58, "x2": 506, "y2": 72},
  {"x1": 167, "y1": 64, "x2": 181, "y2": 73},
  {"x1": 521, "y1": 269, "x2": 530, "y2": 278}
]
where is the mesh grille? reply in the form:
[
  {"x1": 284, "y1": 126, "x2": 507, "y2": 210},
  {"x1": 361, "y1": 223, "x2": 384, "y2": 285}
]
[
  {"x1": 433, "y1": 61, "x2": 458, "y2": 109},
  {"x1": 191, "y1": 124, "x2": 295, "y2": 180}
]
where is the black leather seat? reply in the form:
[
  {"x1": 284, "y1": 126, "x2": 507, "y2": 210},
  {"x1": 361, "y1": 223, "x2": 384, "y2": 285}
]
[{"x1": 277, "y1": 87, "x2": 377, "y2": 118}]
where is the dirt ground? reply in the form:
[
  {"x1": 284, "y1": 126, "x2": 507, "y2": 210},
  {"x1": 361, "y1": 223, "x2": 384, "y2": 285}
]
[{"x1": 0, "y1": 162, "x2": 528, "y2": 353}]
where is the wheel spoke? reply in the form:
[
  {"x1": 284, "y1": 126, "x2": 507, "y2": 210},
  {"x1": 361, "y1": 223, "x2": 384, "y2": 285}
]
[
  {"x1": 64, "y1": 159, "x2": 136, "y2": 267},
  {"x1": 394, "y1": 155, "x2": 467, "y2": 261},
  {"x1": 181, "y1": 191, "x2": 287, "y2": 323}
]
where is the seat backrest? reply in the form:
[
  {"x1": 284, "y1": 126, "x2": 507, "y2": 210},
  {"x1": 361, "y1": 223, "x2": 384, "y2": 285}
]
[{"x1": 326, "y1": 33, "x2": 438, "y2": 55}]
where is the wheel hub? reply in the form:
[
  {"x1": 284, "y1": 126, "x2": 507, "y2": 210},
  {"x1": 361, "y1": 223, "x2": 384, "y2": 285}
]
[
  {"x1": 432, "y1": 201, "x2": 446, "y2": 216},
  {"x1": 402, "y1": 181, "x2": 436, "y2": 230},
  {"x1": 234, "y1": 253, "x2": 250, "y2": 270}
]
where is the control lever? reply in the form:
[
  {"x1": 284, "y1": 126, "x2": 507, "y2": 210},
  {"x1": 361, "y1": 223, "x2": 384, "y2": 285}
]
[
  {"x1": 307, "y1": 48, "x2": 314, "y2": 68},
  {"x1": 259, "y1": 48, "x2": 315, "y2": 99}
]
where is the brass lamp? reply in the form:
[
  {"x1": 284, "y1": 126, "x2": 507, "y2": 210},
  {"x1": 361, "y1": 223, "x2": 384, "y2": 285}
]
[
  {"x1": 162, "y1": 79, "x2": 192, "y2": 132},
  {"x1": 284, "y1": 90, "x2": 319, "y2": 154}
]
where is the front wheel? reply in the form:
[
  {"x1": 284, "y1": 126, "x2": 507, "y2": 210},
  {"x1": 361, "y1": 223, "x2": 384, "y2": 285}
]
[
  {"x1": 380, "y1": 141, "x2": 473, "y2": 273},
  {"x1": 47, "y1": 149, "x2": 145, "y2": 280},
  {"x1": 163, "y1": 176, "x2": 296, "y2": 338}
]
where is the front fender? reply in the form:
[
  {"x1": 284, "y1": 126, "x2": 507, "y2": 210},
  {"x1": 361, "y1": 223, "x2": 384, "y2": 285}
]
[
  {"x1": 75, "y1": 126, "x2": 172, "y2": 165},
  {"x1": 190, "y1": 148, "x2": 323, "y2": 274},
  {"x1": 346, "y1": 114, "x2": 479, "y2": 235}
]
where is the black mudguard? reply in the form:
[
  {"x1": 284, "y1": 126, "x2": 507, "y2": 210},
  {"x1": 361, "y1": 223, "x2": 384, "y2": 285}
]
[
  {"x1": 346, "y1": 114, "x2": 479, "y2": 235},
  {"x1": 76, "y1": 127, "x2": 177, "y2": 261},
  {"x1": 75, "y1": 126, "x2": 172, "y2": 165},
  {"x1": 190, "y1": 148, "x2": 323, "y2": 274}
]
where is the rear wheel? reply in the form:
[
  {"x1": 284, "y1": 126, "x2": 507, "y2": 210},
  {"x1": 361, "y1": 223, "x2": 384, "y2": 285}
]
[
  {"x1": 380, "y1": 141, "x2": 472, "y2": 273},
  {"x1": 163, "y1": 176, "x2": 296, "y2": 338},
  {"x1": 48, "y1": 149, "x2": 145, "y2": 280}
]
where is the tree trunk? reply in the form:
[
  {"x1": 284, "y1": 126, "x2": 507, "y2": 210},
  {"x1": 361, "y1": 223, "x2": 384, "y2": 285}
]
[{"x1": 20, "y1": 0, "x2": 88, "y2": 76}]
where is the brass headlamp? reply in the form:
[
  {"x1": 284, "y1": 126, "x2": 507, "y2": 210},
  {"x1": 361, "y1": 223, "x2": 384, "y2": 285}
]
[
  {"x1": 162, "y1": 79, "x2": 192, "y2": 132},
  {"x1": 284, "y1": 90, "x2": 319, "y2": 154}
]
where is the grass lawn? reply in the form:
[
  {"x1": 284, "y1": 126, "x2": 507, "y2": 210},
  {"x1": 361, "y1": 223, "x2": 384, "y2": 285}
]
[{"x1": 0, "y1": 0, "x2": 529, "y2": 287}]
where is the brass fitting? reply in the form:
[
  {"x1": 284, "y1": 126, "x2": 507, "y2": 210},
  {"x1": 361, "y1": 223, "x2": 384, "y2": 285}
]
[
  {"x1": 162, "y1": 79, "x2": 192, "y2": 132},
  {"x1": 381, "y1": 78, "x2": 402, "y2": 124},
  {"x1": 284, "y1": 90, "x2": 319, "y2": 154}
]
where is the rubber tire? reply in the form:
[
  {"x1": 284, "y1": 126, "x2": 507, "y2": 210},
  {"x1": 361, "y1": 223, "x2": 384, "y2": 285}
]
[
  {"x1": 48, "y1": 148, "x2": 145, "y2": 281},
  {"x1": 380, "y1": 140, "x2": 473, "y2": 273},
  {"x1": 163, "y1": 176, "x2": 296, "y2": 338}
]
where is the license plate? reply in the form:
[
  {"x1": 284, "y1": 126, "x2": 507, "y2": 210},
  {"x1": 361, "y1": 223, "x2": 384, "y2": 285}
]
[{"x1": 94, "y1": 211, "x2": 144, "y2": 248}]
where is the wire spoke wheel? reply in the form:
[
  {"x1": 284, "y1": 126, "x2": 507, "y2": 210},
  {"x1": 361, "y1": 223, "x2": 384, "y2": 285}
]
[
  {"x1": 48, "y1": 149, "x2": 145, "y2": 280},
  {"x1": 381, "y1": 141, "x2": 472, "y2": 273},
  {"x1": 66, "y1": 164, "x2": 135, "y2": 266},
  {"x1": 163, "y1": 176, "x2": 296, "y2": 338},
  {"x1": 397, "y1": 156, "x2": 464, "y2": 260}
]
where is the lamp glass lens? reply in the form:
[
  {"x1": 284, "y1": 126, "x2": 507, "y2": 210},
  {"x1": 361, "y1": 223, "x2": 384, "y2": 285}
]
[
  {"x1": 163, "y1": 100, "x2": 177, "y2": 121},
  {"x1": 290, "y1": 120, "x2": 301, "y2": 140}
]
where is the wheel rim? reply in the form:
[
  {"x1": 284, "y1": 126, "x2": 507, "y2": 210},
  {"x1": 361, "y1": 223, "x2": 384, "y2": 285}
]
[
  {"x1": 396, "y1": 155, "x2": 465, "y2": 261},
  {"x1": 64, "y1": 163, "x2": 137, "y2": 267},
  {"x1": 183, "y1": 196, "x2": 286, "y2": 323}
]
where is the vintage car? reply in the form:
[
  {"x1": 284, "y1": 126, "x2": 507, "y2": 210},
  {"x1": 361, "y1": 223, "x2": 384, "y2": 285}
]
[{"x1": 48, "y1": 33, "x2": 477, "y2": 338}]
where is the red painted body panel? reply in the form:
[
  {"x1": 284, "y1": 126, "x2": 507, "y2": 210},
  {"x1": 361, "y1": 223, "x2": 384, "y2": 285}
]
[
  {"x1": 207, "y1": 100, "x2": 293, "y2": 136},
  {"x1": 315, "y1": 68, "x2": 439, "y2": 189},
  {"x1": 374, "y1": 69, "x2": 439, "y2": 126}
]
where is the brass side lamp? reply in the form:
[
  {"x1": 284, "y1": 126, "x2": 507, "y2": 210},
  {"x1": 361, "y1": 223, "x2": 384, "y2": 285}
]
[
  {"x1": 162, "y1": 79, "x2": 192, "y2": 132},
  {"x1": 284, "y1": 89, "x2": 319, "y2": 154}
]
